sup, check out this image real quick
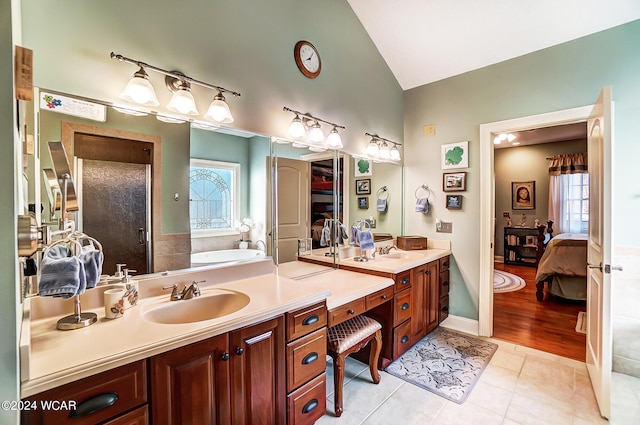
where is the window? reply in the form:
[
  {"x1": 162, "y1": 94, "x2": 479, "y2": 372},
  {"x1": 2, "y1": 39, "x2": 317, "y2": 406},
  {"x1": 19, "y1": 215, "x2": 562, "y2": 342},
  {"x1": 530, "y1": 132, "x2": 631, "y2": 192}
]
[
  {"x1": 560, "y1": 173, "x2": 589, "y2": 234},
  {"x1": 189, "y1": 159, "x2": 240, "y2": 236}
]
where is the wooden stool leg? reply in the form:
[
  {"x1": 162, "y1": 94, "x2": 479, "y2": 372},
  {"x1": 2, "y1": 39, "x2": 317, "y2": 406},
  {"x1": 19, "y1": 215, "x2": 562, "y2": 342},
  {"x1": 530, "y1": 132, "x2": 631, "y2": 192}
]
[
  {"x1": 369, "y1": 330, "x2": 382, "y2": 384},
  {"x1": 332, "y1": 353, "x2": 345, "y2": 417}
]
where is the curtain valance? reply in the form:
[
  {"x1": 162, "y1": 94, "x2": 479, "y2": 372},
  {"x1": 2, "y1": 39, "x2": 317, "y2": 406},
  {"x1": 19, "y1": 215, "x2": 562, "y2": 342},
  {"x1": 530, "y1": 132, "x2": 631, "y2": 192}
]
[{"x1": 548, "y1": 153, "x2": 587, "y2": 176}]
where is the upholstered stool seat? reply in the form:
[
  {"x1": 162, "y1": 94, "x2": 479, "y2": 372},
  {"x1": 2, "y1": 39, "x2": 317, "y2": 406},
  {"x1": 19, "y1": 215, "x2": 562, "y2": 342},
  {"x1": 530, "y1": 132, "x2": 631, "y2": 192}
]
[{"x1": 327, "y1": 315, "x2": 382, "y2": 417}]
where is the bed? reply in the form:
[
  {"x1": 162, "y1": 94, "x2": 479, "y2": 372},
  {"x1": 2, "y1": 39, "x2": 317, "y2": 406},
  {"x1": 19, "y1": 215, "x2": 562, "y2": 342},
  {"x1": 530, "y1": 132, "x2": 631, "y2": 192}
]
[{"x1": 535, "y1": 233, "x2": 588, "y2": 301}]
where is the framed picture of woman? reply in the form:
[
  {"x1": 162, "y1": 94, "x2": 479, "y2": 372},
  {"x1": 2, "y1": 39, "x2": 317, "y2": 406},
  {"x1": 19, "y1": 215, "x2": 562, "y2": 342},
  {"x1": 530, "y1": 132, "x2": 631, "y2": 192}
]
[{"x1": 512, "y1": 181, "x2": 535, "y2": 210}]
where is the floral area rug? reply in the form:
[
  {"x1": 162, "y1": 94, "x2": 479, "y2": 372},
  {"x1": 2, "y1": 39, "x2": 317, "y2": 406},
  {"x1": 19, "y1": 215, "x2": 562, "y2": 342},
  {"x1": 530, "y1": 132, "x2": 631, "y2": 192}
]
[{"x1": 385, "y1": 328, "x2": 498, "y2": 404}]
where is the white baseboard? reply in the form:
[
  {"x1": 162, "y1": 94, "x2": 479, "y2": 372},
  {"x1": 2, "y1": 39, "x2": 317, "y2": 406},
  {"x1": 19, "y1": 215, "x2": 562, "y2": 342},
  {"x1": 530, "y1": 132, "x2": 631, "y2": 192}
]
[
  {"x1": 440, "y1": 314, "x2": 479, "y2": 336},
  {"x1": 494, "y1": 256, "x2": 504, "y2": 263}
]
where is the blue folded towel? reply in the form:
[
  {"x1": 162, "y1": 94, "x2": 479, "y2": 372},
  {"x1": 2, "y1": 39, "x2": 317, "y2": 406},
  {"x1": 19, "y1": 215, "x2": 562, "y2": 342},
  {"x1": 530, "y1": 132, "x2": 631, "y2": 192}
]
[
  {"x1": 39, "y1": 245, "x2": 86, "y2": 298},
  {"x1": 320, "y1": 225, "x2": 331, "y2": 247},
  {"x1": 81, "y1": 246, "x2": 104, "y2": 289},
  {"x1": 377, "y1": 198, "x2": 388, "y2": 212},
  {"x1": 415, "y1": 198, "x2": 430, "y2": 213},
  {"x1": 359, "y1": 230, "x2": 375, "y2": 251},
  {"x1": 339, "y1": 224, "x2": 349, "y2": 244},
  {"x1": 350, "y1": 225, "x2": 361, "y2": 246}
]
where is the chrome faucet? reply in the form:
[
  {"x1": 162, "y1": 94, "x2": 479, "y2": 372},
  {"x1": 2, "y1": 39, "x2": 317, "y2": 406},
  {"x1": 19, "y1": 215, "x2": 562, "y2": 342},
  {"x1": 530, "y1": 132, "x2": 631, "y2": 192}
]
[
  {"x1": 163, "y1": 280, "x2": 204, "y2": 301},
  {"x1": 379, "y1": 245, "x2": 398, "y2": 255}
]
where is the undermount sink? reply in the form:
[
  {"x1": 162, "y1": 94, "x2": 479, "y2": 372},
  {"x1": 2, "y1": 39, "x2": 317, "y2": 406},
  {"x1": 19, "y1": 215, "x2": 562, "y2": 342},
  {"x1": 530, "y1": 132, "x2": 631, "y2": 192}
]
[
  {"x1": 379, "y1": 251, "x2": 425, "y2": 260},
  {"x1": 142, "y1": 290, "x2": 250, "y2": 324}
]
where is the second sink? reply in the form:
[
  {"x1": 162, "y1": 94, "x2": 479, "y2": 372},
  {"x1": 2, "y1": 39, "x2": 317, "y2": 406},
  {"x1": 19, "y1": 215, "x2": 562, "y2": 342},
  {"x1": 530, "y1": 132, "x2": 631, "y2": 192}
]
[{"x1": 142, "y1": 290, "x2": 250, "y2": 324}]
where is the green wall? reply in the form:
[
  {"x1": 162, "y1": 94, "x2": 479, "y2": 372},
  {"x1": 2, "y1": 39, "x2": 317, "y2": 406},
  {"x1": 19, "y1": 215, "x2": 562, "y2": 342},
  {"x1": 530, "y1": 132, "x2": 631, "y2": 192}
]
[{"x1": 404, "y1": 20, "x2": 640, "y2": 320}]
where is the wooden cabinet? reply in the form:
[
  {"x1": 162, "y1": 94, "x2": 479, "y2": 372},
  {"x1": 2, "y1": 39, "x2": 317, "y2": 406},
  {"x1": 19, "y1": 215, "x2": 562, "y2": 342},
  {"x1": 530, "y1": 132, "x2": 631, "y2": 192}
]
[
  {"x1": 410, "y1": 261, "x2": 439, "y2": 345},
  {"x1": 22, "y1": 360, "x2": 148, "y2": 425},
  {"x1": 438, "y1": 256, "x2": 451, "y2": 323}
]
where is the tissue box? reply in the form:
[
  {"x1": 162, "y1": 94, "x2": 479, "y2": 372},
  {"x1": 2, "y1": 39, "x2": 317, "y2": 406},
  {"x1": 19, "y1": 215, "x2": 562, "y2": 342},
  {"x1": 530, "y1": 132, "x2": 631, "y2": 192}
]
[{"x1": 397, "y1": 236, "x2": 427, "y2": 250}]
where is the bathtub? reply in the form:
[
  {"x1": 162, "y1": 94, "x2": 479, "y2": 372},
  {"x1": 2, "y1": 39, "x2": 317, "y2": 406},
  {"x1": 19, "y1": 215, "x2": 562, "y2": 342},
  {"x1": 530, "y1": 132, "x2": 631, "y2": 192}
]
[{"x1": 191, "y1": 249, "x2": 266, "y2": 266}]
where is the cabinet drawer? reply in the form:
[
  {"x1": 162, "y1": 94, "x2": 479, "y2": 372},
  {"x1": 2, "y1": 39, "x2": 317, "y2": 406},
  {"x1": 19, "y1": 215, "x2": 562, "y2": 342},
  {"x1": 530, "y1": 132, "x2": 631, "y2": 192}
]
[
  {"x1": 393, "y1": 289, "x2": 412, "y2": 327},
  {"x1": 366, "y1": 286, "x2": 394, "y2": 310},
  {"x1": 287, "y1": 328, "x2": 327, "y2": 392},
  {"x1": 287, "y1": 301, "x2": 327, "y2": 341},
  {"x1": 439, "y1": 255, "x2": 450, "y2": 271},
  {"x1": 439, "y1": 294, "x2": 450, "y2": 324},
  {"x1": 394, "y1": 270, "x2": 412, "y2": 292},
  {"x1": 328, "y1": 297, "x2": 366, "y2": 327},
  {"x1": 102, "y1": 405, "x2": 148, "y2": 425},
  {"x1": 22, "y1": 360, "x2": 147, "y2": 425},
  {"x1": 393, "y1": 319, "x2": 413, "y2": 359},
  {"x1": 287, "y1": 373, "x2": 326, "y2": 425},
  {"x1": 439, "y1": 269, "x2": 450, "y2": 296}
]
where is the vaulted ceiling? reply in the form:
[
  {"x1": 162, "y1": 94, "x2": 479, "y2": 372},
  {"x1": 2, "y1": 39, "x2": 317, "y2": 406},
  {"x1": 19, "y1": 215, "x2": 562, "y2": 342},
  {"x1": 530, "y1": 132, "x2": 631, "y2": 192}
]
[{"x1": 347, "y1": 0, "x2": 640, "y2": 90}]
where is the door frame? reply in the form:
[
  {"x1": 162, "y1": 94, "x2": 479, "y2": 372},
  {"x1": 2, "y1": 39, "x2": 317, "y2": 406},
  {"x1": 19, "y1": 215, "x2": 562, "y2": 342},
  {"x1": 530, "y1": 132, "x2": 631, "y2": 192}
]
[{"x1": 478, "y1": 104, "x2": 593, "y2": 337}]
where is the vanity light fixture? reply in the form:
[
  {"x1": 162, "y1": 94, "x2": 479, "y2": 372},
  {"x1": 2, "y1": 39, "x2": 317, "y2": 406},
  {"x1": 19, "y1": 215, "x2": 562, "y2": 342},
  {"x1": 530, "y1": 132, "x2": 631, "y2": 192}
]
[
  {"x1": 156, "y1": 114, "x2": 187, "y2": 124},
  {"x1": 283, "y1": 106, "x2": 345, "y2": 150},
  {"x1": 112, "y1": 105, "x2": 149, "y2": 117},
  {"x1": 111, "y1": 52, "x2": 241, "y2": 122},
  {"x1": 364, "y1": 133, "x2": 402, "y2": 161},
  {"x1": 493, "y1": 133, "x2": 517, "y2": 145}
]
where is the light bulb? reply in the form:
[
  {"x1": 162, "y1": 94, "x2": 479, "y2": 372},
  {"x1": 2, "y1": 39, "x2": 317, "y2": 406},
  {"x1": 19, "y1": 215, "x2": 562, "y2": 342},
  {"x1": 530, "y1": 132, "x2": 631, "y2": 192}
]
[
  {"x1": 205, "y1": 92, "x2": 234, "y2": 123},
  {"x1": 379, "y1": 142, "x2": 390, "y2": 159},
  {"x1": 167, "y1": 86, "x2": 198, "y2": 115},
  {"x1": 289, "y1": 115, "x2": 306, "y2": 138},
  {"x1": 309, "y1": 123, "x2": 324, "y2": 143},
  {"x1": 390, "y1": 145, "x2": 401, "y2": 161},
  {"x1": 326, "y1": 128, "x2": 343, "y2": 148},
  {"x1": 120, "y1": 67, "x2": 159, "y2": 106},
  {"x1": 366, "y1": 139, "x2": 379, "y2": 156}
]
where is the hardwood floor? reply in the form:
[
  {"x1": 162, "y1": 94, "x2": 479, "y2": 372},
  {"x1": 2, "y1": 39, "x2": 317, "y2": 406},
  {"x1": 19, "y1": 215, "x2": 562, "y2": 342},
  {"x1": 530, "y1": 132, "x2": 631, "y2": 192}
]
[{"x1": 493, "y1": 262, "x2": 587, "y2": 361}]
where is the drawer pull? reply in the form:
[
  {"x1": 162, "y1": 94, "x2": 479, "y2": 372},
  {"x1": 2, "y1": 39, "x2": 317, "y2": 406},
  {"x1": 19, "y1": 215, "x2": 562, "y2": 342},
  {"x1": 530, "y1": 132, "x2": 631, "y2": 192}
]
[
  {"x1": 401, "y1": 335, "x2": 409, "y2": 344},
  {"x1": 442, "y1": 281, "x2": 449, "y2": 287},
  {"x1": 348, "y1": 309, "x2": 355, "y2": 315},
  {"x1": 401, "y1": 277, "x2": 410, "y2": 285},
  {"x1": 426, "y1": 271, "x2": 431, "y2": 275},
  {"x1": 442, "y1": 261, "x2": 449, "y2": 268},
  {"x1": 69, "y1": 392, "x2": 118, "y2": 418},
  {"x1": 442, "y1": 306, "x2": 449, "y2": 313},
  {"x1": 220, "y1": 352, "x2": 230, "y2": 361},
  {"x1": 302, "y1": 352, "x2": 319, "y2": 365},
  {"x1": 401, "y1": 303, "x2": 409, "y2": 311},
  {"x1": 302, "y1": 314, "x2": 319, "y2": 326},
  {"x1": 235, "y1": 347, "x2": 244, "y2": 356},
  {"x1": 302, "y1": 399, "x2": 319, "y2": 414}
]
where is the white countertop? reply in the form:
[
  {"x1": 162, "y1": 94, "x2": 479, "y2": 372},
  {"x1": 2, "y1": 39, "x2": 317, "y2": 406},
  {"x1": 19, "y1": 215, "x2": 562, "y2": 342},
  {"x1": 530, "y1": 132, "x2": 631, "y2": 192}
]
[{"x1": 21, "y1": 261, "x2": 330, "y2": 398}]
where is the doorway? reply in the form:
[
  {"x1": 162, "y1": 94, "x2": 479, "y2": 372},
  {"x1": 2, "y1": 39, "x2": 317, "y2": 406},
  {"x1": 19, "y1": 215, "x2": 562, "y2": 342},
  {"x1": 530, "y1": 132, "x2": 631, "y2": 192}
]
[{"x1": 74, "y1": 133, "x2": 153, "y2": 274}]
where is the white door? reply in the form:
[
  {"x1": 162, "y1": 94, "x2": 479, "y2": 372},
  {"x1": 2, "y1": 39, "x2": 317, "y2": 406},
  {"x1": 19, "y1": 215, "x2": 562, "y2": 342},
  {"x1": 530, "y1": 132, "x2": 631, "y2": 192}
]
[{"x1": 586, "y1": 86, "x2": 614, "y2": 419}]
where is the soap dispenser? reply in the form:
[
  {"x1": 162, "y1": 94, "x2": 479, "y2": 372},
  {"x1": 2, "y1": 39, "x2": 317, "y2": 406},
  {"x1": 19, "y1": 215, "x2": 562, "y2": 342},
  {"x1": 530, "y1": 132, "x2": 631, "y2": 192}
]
[{"x1": 121, "y1": 268, "x2": 139, "y2": 309}]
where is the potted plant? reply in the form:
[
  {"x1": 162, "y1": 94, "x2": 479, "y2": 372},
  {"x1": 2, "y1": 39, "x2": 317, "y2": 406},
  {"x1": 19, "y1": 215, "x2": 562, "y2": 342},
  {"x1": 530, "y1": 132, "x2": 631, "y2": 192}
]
[{"x1": 237, "y1": 217, "x2": 253, "y2": 249}]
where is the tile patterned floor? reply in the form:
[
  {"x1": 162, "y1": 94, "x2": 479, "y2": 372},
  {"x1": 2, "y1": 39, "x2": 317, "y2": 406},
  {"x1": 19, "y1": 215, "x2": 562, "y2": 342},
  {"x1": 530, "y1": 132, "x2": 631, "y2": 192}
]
[{"x1": 316, "y1": 337, "x2": 640, "y2": 425}]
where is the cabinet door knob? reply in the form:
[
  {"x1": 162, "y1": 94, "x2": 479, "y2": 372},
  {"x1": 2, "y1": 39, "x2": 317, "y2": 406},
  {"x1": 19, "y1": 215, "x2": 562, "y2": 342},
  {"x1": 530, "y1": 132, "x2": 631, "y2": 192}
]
[
  {"x1": 401, "y1": 277, "x2": 410, "y2": 285},
  {"x1": 442, "y1": 281, "x2": 449, "y2": 287},
  {"x1": 401, "y1": 335, "x2": 409, "y2": 344},
  {"x1": 348, "y1": 309, "x2": 355, "y2": 315},
  {"x1": 426, "y1": 270, "x2": 431, "y2": 275},
  {"x1": 381, "y1": 295, "x2": 387, "y2": 300},
  {"x1": 401, "y1": 303, "x2": 409, "y2": 311},
  {"x1": 235, "y1": 347, "x2": 244, "y2": 356},
  {"x1": 220, "y1": 352, "x2": 230, "y2": 361}
]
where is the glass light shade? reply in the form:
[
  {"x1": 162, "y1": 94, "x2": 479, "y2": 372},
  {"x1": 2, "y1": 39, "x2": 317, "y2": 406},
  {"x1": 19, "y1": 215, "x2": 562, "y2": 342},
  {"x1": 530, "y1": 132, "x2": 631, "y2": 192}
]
[
  {"x1": 289, "y1": 116, "x2": 306, "y2": 138},
  {"x1": 366, "y1": 139, "x2": 379, "y2": 156},
  {"x1": 390, "y1": 145, "x2": 401, "y2": 161},
  {"x1": 507, "y1": 134, "x2": 516, "y2": 142},
  {"x1": 498, "y1": 133, "x2": 508, "y2": 141},
  {"x1": 309, "y1": 124, "x2": 325, "y2": 143},
  {"x1": 119, "y1": 68, "x2": 159, "y2": 106},
  {"x1": 379, "y1": 142, "x2": 390, "y2": 159},
  {"x1": 493, "y1": 137, "x2": 502, "y2": 145},
  {"x1": 167, "y1": 88, "x2": 199, "y2": 115},
  {"x1": 204, "y1": 93, "x2": 234, "y2": 123},
  {"x1": 326, "y1": 129, "x2": 343, "y2": 148}
]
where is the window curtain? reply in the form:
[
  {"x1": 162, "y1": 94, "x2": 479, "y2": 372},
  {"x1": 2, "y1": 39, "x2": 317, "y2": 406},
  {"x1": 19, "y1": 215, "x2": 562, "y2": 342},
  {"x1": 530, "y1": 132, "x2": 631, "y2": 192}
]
[{"x1": 548, "y1": 153, "x2": 587, "y2": 234}]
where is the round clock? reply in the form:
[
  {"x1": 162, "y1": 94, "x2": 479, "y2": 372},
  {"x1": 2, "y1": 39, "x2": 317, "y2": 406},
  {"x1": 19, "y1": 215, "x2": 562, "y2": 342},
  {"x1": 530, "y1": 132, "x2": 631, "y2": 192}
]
[{"x1": 294, "y1": 40, "x2": 321, "y2": 78}]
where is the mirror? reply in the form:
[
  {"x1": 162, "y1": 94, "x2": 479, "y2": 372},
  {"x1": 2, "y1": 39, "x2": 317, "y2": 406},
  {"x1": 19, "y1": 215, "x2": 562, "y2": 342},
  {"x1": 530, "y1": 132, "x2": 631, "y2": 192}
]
[{"x1": 29, "y1": 88, "x2": 271, "y2": 277}]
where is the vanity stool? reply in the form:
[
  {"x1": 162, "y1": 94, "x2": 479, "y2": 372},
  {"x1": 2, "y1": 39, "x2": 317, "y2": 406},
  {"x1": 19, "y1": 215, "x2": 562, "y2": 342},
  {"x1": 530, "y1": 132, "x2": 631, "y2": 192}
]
[{"x1": 327, "y1": 315, "x2": 382, "y2": 417}]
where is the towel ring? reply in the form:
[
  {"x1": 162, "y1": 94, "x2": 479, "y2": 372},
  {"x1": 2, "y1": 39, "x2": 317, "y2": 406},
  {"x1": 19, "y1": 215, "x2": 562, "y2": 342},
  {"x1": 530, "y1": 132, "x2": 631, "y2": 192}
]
[
  {"x1": 43, "y1": 238, "x2": 83, "y2": 258},
  {"x1": 376, "y1": 186, "x2": 389, "y2": 200},
  {"x1": 354, "y1": 219, "x2": 370, "y2": 231},
  {"x1": 70, "y1": 231, "x2": 104, "y2": 252},
  {"x1": 415, "y1": 184, "x2": 431, "y2": 200}
]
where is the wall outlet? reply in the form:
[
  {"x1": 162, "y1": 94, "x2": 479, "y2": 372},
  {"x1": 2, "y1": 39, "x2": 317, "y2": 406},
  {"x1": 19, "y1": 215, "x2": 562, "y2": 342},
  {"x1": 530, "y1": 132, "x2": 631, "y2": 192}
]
[
  {"x1": 503, "y1": 211, "x2": 510, "y2": 217},
  {"x1": 436, "y1": 221, "x2": 453, "y2": 233}
]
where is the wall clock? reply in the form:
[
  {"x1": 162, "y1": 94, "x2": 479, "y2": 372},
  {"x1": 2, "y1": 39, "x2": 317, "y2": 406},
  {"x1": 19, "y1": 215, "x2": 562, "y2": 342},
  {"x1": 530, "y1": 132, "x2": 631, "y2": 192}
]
[{"x1": 294, "y1": 40, "x2": 321, "y2": 78}]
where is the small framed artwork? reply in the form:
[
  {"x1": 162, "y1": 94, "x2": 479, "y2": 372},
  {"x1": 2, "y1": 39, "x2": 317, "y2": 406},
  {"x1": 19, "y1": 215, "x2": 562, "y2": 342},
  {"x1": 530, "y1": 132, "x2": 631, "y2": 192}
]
[
  {"x1": 525, "y1": 235, "x2": 537, "y2": 246},
  {"x1": 441, "y1": 141, "x2": 469, "y2": 169},
  {"x1": 354, "y1": 158, "x2": 373, "y2": 177},
  {"x1": 512, "y1": 181, "x2": 535, "y2": 210},
  {"x1": 357, "y1": 197, "x2": 369, "y2": 209},
  {"x1": 355, "y1": 178, "x2": 371, "y2": 195},
  {"x1": 443, "y1": 172, "x2": 466, "y2": 192},
  {"x1": 446, "y1": 195, "x2": 462, "y2": 210}
]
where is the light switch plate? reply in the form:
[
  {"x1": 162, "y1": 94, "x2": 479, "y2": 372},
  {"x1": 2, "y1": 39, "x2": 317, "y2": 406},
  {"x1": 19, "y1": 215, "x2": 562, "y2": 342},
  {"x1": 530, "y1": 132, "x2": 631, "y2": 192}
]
[
  {"x1": 423, "y1": 124, "x2": 435, "y2": 136},
  {"x1": 437, "y1": 221, "x2": 452, "y2": 233}
]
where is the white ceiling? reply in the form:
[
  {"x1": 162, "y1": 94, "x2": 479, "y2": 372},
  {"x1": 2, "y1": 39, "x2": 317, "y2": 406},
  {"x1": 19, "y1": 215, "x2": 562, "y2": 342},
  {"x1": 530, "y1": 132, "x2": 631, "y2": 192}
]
[{"x1": 347, "y1": 0, "x2": 640, "y2": 90}]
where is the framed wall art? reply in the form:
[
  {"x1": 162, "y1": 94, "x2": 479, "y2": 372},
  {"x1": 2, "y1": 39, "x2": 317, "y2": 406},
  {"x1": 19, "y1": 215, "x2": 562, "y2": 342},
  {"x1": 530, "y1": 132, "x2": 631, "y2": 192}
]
[
  {"x1": 446, "y1": 195, "x2": 463, "y2": 210},
  {"x1": 442, "y1": 172, "x2": 466, "y2": 192},
  {"x1": 357, "y1": 197, "x2": 369, "y2": 209},
  {"x1": 441, "y1": 141, "x2": 469, "y2": 169},
  {"x1": 355, "y1": 178, "x2": 371, "y2": 195},
  {"x1": 354, "y1": 158, "x2": 372, "y2": 177},
  {"x1": 512, "y1": 181, "x2": 535, "y2": 210}
]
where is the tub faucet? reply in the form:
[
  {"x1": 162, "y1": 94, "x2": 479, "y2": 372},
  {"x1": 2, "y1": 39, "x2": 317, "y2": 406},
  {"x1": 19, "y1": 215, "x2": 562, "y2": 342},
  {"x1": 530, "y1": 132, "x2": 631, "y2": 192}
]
[{"x1": 255, "y1": 240, "x2": 266, "y2": 252}]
